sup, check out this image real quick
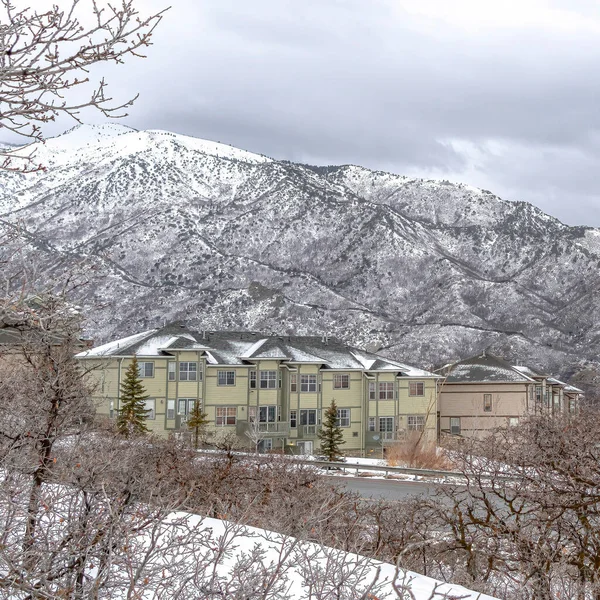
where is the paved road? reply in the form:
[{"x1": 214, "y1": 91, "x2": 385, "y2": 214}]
[{"x1": 326, "y1": 476, "x2": 436, "y2": 500}]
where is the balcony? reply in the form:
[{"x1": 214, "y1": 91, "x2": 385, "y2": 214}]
[
  {"x1": 257, "y1": 422, "x2": 290, "y2": 435},
  {"x1": 300, "y1": 424, "x2": 320, "y2": 438},
  {"x1": 237, "y1": 421, "x2": 289, "y2": 438}
]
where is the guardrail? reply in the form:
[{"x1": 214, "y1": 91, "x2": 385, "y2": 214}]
[
  {"x1": 192, "y1": 449, "x2": 515, "y2": 483},
  {"x1": 301, "y1": 460, "x2": 465, "y2": 480}
]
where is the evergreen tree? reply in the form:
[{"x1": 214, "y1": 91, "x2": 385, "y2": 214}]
[
  {"x1": 187, "y1": 401, "x2": 209, "y2": 449},
  {"x1": 117, "y1": 356, "x2": 150, "y2": 437},
  {"x1": 318, "y1": 399, "x2": 345, "y2": 461}
]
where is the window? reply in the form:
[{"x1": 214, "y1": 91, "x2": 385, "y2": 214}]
[
  {"x1": 379, "y1": 417, "x2": 394, "y2": 439},
  {"x1": 109, "y1": 400, "x2": 114, "y2": 419},
  {"x1": 368, "y1": 381, "x2": 376, "y2": 401},
  {"x1": 258, "y1": 438, "x2": 272, "y2": 453},
  {"x1": 300, "y1": 374, "x2": 317, "y2": 393},
  {"x1": 168, "y1": 362, "x2": 176, "y2": 381},
  {"x1": 260, "y1": 370, "x2": 277, "y2": 389},
  {"x1": 379, "y1": 382, "x2": 394, "y2": 400},
  {"x1": 249, "y1": 371, "x2": 257, "y2": 389},
  {"x1": 252, "y1": 406, "x2": 277, "y2": 423},
  {"x1": 408, "y1": 415, "x2": 425, "y2": 431},
  {"x1": 450, "y1": 417, "x2": 461, "y2": 435},
  {"x1": 137, "y1": 361, "x2": 154, "y2": 378},
  {"x1": 300, "y1": 409, "x2": 318, "y2": 426},
  {"x1": 569, "y1": 399, "x2": 576, "y2": 414},
  {"x1": 290, "y1": 410, "x2": 297, "y2": 428},
  {"x1": 290, "y1": 373, "x2": 297, "y2": 393},
  {"x1": 167, "y1": 399, "x2": 175, "y2": 420},
  {"x1": 178, "y1": 398, "x2": 195, "y2": 416},
  {"x1": 483, "y1": 394, "x2": 492, "y2": 412},
  {"x1": 368, "y1": 417, "x2": 376, "y2": 431},
  {"x1": 179, "y1": 362, "x2": 197, "y2": 381},
  {"x1": 409, "y1": 381, "x2": 425, "y2": 396},
  {"x1": 218, "y1": 371, "x2": 235, "y2": 386},
  {"x1": 535, "y1": 385, "x2": 543, "y2": 404},
  {"x1": 216, "y1": 407, "x2": 236, "y2": 426},
  {"x1": 336, "y1": 408, "x2": 351, "y2": 427},
  {"x1": 144, "y1": 398, "x2": 156, "y2": 420},
  {"x1": 333, "y1": 374, "x2": 350, "y2": 389}
]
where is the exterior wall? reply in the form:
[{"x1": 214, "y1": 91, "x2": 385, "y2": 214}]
[
  {"x1": 81, "y1": 356, "x2": 440, "y2": 455},
  {"x1": 439, "y1": 382, "x2": 529, "y2": 438}
]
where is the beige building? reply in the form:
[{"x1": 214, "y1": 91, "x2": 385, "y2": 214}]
[
  {"x1": 76, "y1": 324, "x2": 440, "y2": 456},
  {"x1": 438, "y1": 352, "x2": 583, "y2": 438}
]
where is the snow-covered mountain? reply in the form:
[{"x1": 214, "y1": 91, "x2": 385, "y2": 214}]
[{"x1": 1, "y1": 124, "x2": 599, "y2": 382}]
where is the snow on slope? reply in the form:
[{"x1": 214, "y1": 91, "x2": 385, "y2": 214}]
[{"x1": 160, "y1": 514, "x2": 498, "y2": 600}]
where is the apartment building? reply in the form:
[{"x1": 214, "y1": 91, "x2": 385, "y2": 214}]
[
  {"x1": 76, "y1": 323, "x2": 440, "y2": 455},
  {"x1": 438, "y1": 352, "x2": 583, "y2": 438}
]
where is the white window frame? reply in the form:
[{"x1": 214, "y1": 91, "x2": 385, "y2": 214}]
[
  {"x1": 144, "y1": 398, "x2": 156, "y2": 420},
  {"x1": 409, "y1": 381, "x2": 425, "y2": 397},
  {"x1": 300, "y1": 374, "x2": 317, "y2": 393},
  {"x1": 216, "y1": 407, "x2": 237, "y2": 426},
  {"x1": 290, "y1": 373, "x2": 297, "y2": 392},
  {"x1": 137, "y1": 361, "x2": 154, "y2": 378},
  {"x1": 249, "y1": 370, "x2": 257, "y2": 389},
  {"x1": 407, "y1": 415, "x2": 425, "y2": 431},
  {"x1": 378, "y1": 382, "x2": 394, "y2": 400},
  {"x1": 290, "y1": 409, "x2": 297, "y2": 428},
  {"x1": 168, "y1": 361, "x2": 176, "y2": 381},
  {"x1": 299, "y1": 409, "x2": 318, "y2": 426},
  {"x1": 450, "y1": 417, "x2": 461, "y2": 435},
  {"x1": 260, "y1": 370, "x2": 277, "y2": 389},
  {"x1": 218, "y1": 370, "x2": 236, "y2": 386},
  {"x1": 368, "y1": 416, "x2": 376, "y2": 431},
  {"x1": 333, "y1": 373, "x2": 350, "y2": 390},
  {"x1": 483, "y1": 394, "x2": 492, "y2": 412},
  {"x1": 368, "y1": 381, "x2": 376, "y2": 401},
  {"x1": 336, "y1": 408, "x2": 351, "y2": 427},
  {"x1": 179, "y1": 362, "x2": 197, "y2": 381},
  {"x1": 167, "y1": 399, "x2": 175, "y2": 420}
]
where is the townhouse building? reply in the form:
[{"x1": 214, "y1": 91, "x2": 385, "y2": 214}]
[
  {"x1": 438, "y1": 352, "x2": 583, "y2": 438},
  {"x1": 76, "y1": 323, "x2": 440, "y2": 455}
]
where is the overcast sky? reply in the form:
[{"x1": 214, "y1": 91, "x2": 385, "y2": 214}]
[{"x1": 25, "y1": 0, "x2": 600, "y2": 226}]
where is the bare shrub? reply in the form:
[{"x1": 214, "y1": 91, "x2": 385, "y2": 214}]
[{"x1": 386, "y1": 432, "x2": 451, "y2": 470}]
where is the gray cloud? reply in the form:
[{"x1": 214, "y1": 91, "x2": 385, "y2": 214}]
[{"x1": 9, "y1": 0, "x2": 600, "y2": 225}]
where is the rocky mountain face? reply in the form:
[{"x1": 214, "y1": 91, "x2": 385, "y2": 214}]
[{"x1": 1, "y1": 124, "x2": 599, "y2": 386}]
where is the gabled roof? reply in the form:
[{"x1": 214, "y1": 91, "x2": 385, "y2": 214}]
[
  {"x1": 512, "y1": 365, "x2": 548, "y2": 378},
  {"x1": 77, "y1": 324, "x2": 438, "y2": 376},
  {"x1": 547, "y1": 377, "x2": 584, "y2": 394},
  {"x1": 443, "y1": 353, "x2": 536, "y2": 383}
]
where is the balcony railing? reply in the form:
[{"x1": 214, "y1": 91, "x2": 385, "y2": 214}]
[
  {"x1": 302, "y1": 425, "x2": 320, "y2": 436},
  {"x1": 238, "y1": 421, "x2": 289, "y2": 437},
  {"x1": 257, "y1": 422, "x2": 290, "y2": 435}
]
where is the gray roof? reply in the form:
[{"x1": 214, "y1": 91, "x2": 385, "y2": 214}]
[
  {"x1": 443, "y1": 353, "x2": 536, "y2": 383},
  {"x1": 76, "y1": 323, "x2": 437, "y2": 376}
]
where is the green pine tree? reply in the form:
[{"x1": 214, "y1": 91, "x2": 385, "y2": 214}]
[
  {"x1": 318, "y1": 399, "x2": 345, "y2": 461},
  {"x1": 187, "y1": 401, "x2": 209, "y2": 449},
  {"x1": 117, "y1": 356, "x2": 150, "y2": 438}
]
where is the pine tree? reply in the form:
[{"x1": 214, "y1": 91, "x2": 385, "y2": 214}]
[
  {"x1": 117, "y1": 356, "x2": 150, "y2": 438},
  {"x1": 318, "y1": 399, "x2": 345, "y2": 461},
  {"x1": 187, "y1": 401, "x2": 209, "y2": 449}
]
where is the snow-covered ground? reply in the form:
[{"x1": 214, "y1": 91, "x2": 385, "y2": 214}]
[{"x1": 154, "y1": 513, "x2": 498, "y2": 600}]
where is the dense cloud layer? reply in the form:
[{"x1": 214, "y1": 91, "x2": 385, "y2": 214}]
[{"x1": 9, "y1": 0, "x2": 600, "y2": 225}]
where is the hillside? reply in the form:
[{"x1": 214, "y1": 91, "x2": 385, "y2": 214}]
[{"x1": 1, "y1": 124, "x2": 599, "y2": 383}]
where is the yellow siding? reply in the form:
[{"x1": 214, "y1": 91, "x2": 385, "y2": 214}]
[{"x1": 205, "y1": 366, "x2": 248, "y2": 406}]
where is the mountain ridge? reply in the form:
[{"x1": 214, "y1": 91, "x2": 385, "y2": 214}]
[{"x1": 1, "y1": 124, "x2": 599, "y2": 390}]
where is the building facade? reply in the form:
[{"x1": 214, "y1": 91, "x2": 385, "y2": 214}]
[
  {"x1": 76, "y1": 324, "x2": 440, "y2": 455},
  {"x1": 438, "y1": 353, "x2": 583, "y2": 438}
]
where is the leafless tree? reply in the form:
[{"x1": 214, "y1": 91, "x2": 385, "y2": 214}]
[
  {"x1": 389, "y1": 412, "x2": 600, "y2": 600},
  {"x1": 0, "y1": 0, "x2": 166, "y2": 171}
]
